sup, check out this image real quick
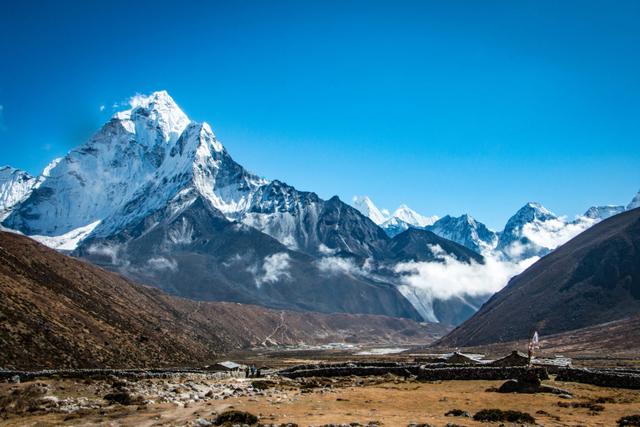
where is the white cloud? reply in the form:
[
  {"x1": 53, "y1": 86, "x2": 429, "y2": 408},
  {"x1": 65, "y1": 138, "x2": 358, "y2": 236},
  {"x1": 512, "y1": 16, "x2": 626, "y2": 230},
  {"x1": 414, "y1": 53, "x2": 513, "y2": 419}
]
[
  {"x1": 222, "y1": 253, "x2": 245, "y2": 268},
  {"x1": 316, "y1": 256, "x2": 359, "y2": 275},
  {"x1": 147, "y1": 257, "x2": 178, "y2": 272},
  {"x1": 255, "y1": 252, "x2": 291, "y2": 287},
  {"x1": 521, "y1": 216, "x2": 595, "y2": 250},
  {"x1": 86, "y1": 243, "x2": 121, "y2": 265},
  {"x1": 107, "y1": 94, "x2": 152, "y2": 113},
  {"x1": 394, "y1": 244, "x2": 538, "y2": 301},
  {"x1": 128, "y1": 93, "x2": 153, "y2": 109},
  {"x1": 315, "y1": 255, "x2": 381, "y2": 281},
  {"x1": 99, "y1": 105, "x2": 106, "y2": 112},
  {"x1": 318, "y1": 243, "x2": 338, "y2": 255},
  {"x1": 501, "y1": 240, "x2": 530, "y2": 259}
]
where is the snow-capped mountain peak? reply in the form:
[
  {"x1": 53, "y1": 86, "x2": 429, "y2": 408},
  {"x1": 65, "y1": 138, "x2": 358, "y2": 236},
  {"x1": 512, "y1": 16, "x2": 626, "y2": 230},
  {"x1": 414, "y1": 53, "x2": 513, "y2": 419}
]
[
  {"x1": 352, "y1": 195, "x2": 389, "y2": 225},
  {"x1": 86, "y1": 117, "x2": 268, "y2": 239},
  {"x1": 505, "y1": 202, "x2": 557, "y2": 229},
  {"x1": 115, "y1": 90, "x2": 190, "y2": 145},
  {"x1": 524, "y1": 201, "x2": 554, "y2": 216},
  {"x1": 351, "y1": 196, "x2": 438, "y2": 229},
  {"x1": 426, "y1": 214, "x2": 497, "y2": 253},
  {"x1": 2, "y1": 91, "x2": 197, "y2": 237},
  {"x1": 628, "y1": 190, "x2": 640, "y2": 210},
  {"x1": 496, "y1": 202, "x2": 558, "y2": 257},
  {"x1": 392, "y1": 204, "x2": 438, "y2": 228},
  {"x1": 379, "y1": 216, "x2": 411, "y2": 237},
  {"x1": 351, "y1": 196, "x2": 439, "y2": 237},
  {"x1": 494, "y1": 201, "x2": 610, "y2": 260}
]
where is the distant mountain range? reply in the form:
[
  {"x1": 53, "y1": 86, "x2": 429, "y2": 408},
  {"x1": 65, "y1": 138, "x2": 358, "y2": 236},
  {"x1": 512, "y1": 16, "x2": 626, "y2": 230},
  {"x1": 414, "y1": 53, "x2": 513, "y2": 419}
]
[
  {"x1": 352, "y1": 194, "x2": 639, "y2": 260},
  {"x1": 438, "y1": 207, "x2": 640, "y2": 347},
  {"x1": 1, "y1": 91, "x2": 637, "y2": 327},
  {"x1": 352, "y1": 196, "x2": 438, "y2": 237}
]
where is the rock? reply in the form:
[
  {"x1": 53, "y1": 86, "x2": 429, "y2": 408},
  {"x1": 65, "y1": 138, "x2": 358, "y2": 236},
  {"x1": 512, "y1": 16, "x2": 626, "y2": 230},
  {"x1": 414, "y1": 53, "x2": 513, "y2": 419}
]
[
  {"x1": 497, "y1": 368, "x2": 572, "y2": 396},
  {"x1": 617, "y1": 414, "x2": 640, "y2": 426},
  {"x1": 538, "y1": 384, "x2": 572, "y2": 396},
  {"x1": 473, "y1": 409, "x2": 536, "y2": 424},
  {"x1": 213, "y1": 410, "x2": 258, "y2": 425},
  {"x1": 517, "y1": 369, "x2": 542, "y2": 387},
  {"x1": 104, "y1": 391, "x2": 144, "y2": 406},
  {"x1": 111, "y1": 379, "x2": 128, "y2": 389},
  {"x1": 445, "y1": 408, "x2": 471, "y2": 417},
  {"x1": 497, "y1": 379, "x2": 538, "y2": 393}
]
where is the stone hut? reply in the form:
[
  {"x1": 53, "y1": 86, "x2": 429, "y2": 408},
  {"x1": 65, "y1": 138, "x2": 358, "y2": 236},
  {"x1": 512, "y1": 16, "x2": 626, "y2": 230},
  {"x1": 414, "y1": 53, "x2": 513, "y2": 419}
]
[
  {"x1": 208, "y1": 361, "x2": 245, "y2": 372},
  {"x1": 489, "y1": 350, "x2": 530, "y2": 367},
  {"x1": 446, "y1": 352, "x2": 481, "y2": 365}
]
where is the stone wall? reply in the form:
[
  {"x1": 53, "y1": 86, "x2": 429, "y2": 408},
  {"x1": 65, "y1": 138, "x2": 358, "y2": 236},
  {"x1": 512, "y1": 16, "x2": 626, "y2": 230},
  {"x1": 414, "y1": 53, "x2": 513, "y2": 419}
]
[
  {"x1": 417, "y1": 366, "x2": 549, "y2": 382},
  {"x1": 279, "y1": 364, "x2": 549, "y2": 381},
  {"x1": 278, "y1": 361, "x2": 411, "y2": 374},
  {"x1": 0, "y1": 368, "x2": 229, "y2": 381},
  {"x1": 556, "y1": 368, "x2": 640, "y2": 389}
]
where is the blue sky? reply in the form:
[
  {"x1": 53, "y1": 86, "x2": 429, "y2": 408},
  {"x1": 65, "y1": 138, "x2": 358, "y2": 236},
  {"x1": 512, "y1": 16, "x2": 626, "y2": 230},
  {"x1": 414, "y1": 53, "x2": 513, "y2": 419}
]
[{"x1": 1, "y1": 0, "x2": 639, "y2": 229}]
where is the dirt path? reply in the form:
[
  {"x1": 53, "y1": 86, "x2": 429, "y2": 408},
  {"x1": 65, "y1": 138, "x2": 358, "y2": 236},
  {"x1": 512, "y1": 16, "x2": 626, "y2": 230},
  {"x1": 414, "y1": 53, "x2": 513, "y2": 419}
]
[{"x1": 262, "y1": 311, "x2": 289, "y2": 346}]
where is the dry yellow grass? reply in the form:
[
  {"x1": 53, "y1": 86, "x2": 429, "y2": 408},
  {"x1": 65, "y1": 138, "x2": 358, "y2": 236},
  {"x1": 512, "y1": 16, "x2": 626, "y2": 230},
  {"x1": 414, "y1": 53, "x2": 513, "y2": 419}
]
[{"x1": 2, "y1": 377, "x2": 639, "y2": 426}]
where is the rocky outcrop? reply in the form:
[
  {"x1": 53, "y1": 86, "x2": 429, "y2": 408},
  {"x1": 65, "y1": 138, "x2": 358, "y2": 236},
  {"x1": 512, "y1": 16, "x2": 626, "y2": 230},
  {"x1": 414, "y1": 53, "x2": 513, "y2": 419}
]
[{"x1": 497, "y1": 369, "x2": 570, "y2": 395}]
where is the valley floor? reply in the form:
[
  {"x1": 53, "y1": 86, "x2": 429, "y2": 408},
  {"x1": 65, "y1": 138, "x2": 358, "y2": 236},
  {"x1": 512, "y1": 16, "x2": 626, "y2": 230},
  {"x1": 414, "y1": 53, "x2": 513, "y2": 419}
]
[{"x1": 2, "y1": 370, "x2": 639, "y2": 426}]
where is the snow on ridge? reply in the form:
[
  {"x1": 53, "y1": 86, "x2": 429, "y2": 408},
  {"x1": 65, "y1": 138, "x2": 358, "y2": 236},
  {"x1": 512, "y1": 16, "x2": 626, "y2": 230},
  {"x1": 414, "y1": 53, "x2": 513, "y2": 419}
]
[
  {"x1": 583, "y1": 205, "x2": 625, "y2": 220},
  {"x1": 351, "y1": 196, "x2": 438, "y2": 228}
]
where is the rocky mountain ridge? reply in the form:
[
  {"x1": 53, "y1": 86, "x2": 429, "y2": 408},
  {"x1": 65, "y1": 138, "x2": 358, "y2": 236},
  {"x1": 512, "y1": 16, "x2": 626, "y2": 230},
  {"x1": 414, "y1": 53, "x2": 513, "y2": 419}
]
[{"x1": 354, "y1": 195, "x2": 640, "y2": 261}]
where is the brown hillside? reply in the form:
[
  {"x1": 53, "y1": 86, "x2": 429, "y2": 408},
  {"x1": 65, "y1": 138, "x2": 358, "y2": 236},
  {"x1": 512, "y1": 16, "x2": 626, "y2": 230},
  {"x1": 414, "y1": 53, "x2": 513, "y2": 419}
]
[{"x1": 0, "y1": 231, "x2": 446, "y2": 369}]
